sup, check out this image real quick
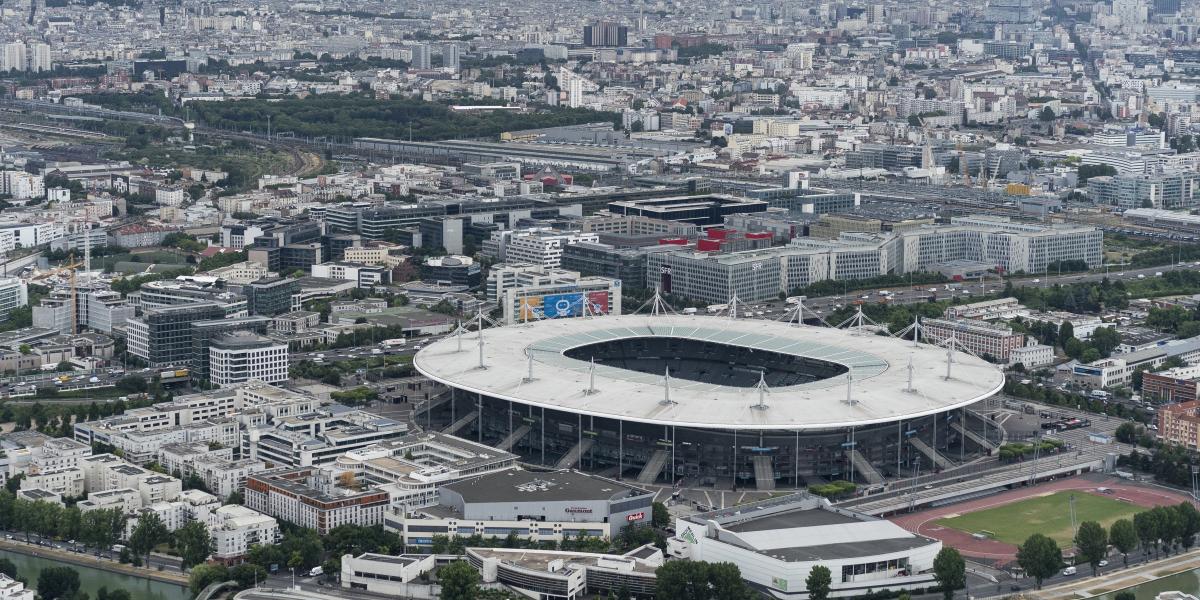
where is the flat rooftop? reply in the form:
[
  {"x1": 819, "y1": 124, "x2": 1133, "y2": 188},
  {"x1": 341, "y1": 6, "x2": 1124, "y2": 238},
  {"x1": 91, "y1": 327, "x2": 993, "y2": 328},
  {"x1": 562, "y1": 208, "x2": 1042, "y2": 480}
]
[{"x1": 443, "y1": 470, "x2": 649, "y2": 504}]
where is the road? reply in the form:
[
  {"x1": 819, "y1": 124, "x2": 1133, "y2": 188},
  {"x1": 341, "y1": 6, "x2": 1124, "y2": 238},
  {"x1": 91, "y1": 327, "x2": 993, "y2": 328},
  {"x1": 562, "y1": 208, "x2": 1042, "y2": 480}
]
[
  {"x1": 717, "y1": 262, "x2": 1191, "y2": 324},
  {"x1": 2, "y1": 530, "x2": 184, "y2": 576}
]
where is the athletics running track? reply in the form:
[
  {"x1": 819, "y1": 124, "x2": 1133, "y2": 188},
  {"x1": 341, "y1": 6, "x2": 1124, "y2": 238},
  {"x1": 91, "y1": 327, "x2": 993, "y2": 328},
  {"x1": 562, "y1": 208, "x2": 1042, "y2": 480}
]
[{"x1": 888, "y1": 476, "x2": 1193, "y2": 564}]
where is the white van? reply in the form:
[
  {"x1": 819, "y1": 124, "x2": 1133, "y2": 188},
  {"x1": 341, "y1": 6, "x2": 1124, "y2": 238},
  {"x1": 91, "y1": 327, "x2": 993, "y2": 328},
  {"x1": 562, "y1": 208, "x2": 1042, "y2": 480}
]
[{"x1": 1062, "y1": 566, "x2": 1077, "y2": 576}]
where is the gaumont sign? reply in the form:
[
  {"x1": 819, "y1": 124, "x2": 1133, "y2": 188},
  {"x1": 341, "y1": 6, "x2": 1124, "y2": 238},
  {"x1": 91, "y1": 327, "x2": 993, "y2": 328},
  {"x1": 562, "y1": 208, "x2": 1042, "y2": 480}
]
[
  {"x1": 564, "y1": 507, "x2": 593, "y2": 514},
  {"x1": 626, "y1": 512, "x2": 645, "y2": 522}
]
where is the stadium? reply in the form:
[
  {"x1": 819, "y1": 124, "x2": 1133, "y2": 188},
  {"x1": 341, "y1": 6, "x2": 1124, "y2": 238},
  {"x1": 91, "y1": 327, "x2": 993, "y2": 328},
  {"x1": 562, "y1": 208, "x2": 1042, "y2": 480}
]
[{"x1": 413, "y1": 314, "x2": 1005, "y2": 490}]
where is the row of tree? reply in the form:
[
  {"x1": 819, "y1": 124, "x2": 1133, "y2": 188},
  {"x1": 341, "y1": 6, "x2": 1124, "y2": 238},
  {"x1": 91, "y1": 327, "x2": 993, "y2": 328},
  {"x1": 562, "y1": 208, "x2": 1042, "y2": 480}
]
[{"x1": 1016, "y1": 503, "x2": 1200, "y2": 589}]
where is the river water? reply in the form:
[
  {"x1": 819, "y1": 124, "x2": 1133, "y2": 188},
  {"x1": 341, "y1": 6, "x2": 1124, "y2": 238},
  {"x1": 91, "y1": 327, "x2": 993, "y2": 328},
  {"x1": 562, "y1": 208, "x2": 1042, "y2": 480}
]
[
  {"x1": 1092, "y1": 567, "x2": 1200, "y2": 599},
  {"x1": 3, "y1": 551, "x2": 189, "y2": 600}
]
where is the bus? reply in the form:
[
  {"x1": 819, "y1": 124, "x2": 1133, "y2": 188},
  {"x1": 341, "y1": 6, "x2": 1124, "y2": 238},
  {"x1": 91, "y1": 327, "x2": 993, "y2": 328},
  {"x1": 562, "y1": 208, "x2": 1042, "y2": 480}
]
[{"x1": 381, "y1": 338, "x2": 407, "y2": 348}]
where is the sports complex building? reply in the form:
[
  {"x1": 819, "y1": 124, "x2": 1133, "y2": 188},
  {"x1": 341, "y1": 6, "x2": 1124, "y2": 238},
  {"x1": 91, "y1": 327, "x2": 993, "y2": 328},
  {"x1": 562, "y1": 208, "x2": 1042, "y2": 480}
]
[{"x1": 413, "y1": 314, "x2": 1005, "y2": 489}]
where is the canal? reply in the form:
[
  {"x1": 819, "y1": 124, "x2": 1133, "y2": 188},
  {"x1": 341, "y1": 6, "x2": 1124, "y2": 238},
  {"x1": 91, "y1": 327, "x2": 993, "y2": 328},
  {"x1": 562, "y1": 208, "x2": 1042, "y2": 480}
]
[
  {"x1": 1093, "y1": 567, "x2": 1200, "y2": 599},
  {"x1": 2, "y1": 551, "x2": 189, "y2": 600}
]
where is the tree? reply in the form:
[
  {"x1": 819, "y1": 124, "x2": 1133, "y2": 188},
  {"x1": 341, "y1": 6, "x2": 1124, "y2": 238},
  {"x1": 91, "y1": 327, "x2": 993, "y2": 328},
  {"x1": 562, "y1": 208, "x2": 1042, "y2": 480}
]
[
  {"x1": 1135, "y1": 509, "x2": 1162, "y2": 558},
  {"x1": 37, "y1": 566, "x2": 81, "y2": 600},
  {"x1": 1109, "y1": 518, "x2": 1138, "y2": 567},
  {"x1": 129, "y1": 512, "x2": 170, "y2": 568},
  {"x1": 440, "y1": 560, "x2": 481, "y2": 600},
  {"x1": 1115, "y1": 592, "x2": 1135, "y2": 600},
  {"x1": 1175, "y1": 502, "x2": 1200, "y2": 550},
  {"x1": 0, "y1": 557, "x2": 15, "y2": 579},
  {"x1": 656, "y1": 561, "x2": 711, "y2": 600},
  {"x1": 230, "y1": 563, "x2": 268, "y2": 589},
  {"x1": 707, "y1": 562, "x2": 751, "y2": 600},
  {"x1": 806, "y1": 565, "x2": 832, "y2": 600},
  {"x1": 1074, "y1": 521, "x2": 1108, "y2": 575},
  {"x1": 188, "y1": 563, "x2": 229, "y2": 595},
  {"x1": 652, "y1": 502, "x2": 670, "y2": 528},
  {"x1": 1016, "y1": 534, "x2": 1062, "y2": 589},
  {"x1": 175, "y1": 520, "x2": 214, "y2": 570},
  {"x1": 932, "y1": 547, "x2": 966, "y2": 599},
  {"x1": 1058, "y1": 321, "x2": 1074, "y2": 345},
  {"x1": 56, "y1": 360, "x2": 74, "y2": 372},
  {"x1": 1039, "y1": 106, "x2": 1057, "y2": 121}
]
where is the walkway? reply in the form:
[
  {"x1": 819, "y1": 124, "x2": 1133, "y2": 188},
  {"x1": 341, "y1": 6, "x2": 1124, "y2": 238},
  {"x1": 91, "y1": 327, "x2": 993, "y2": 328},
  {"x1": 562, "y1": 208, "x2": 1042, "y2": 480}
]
[
  {"x1": 0, "y1": 538, "x2": 188, "y2": 585},
  {"x1": 1026, "y1": 549, "x2": 1200, "y2": 600}
]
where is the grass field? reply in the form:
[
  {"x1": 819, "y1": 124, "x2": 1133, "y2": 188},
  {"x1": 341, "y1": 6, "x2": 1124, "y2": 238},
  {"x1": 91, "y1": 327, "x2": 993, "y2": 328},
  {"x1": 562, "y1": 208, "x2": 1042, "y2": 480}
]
[{"x1": 935, "y1": 491, "x2": 1143, "y2": 547}]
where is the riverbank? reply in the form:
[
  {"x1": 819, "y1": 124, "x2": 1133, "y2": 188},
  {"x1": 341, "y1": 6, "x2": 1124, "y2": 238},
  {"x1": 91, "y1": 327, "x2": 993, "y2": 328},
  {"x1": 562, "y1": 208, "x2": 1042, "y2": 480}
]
[
  {"x1": 0, "y1": 538, "x2": 189, "y2": 586},
  {"x1": 1025, "y1": 549, "x2": 1200, "y2": 600}
]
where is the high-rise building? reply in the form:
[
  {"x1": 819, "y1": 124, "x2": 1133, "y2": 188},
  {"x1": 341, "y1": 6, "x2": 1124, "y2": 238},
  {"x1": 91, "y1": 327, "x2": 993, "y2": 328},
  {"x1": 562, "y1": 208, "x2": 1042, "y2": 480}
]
[
  {"x1": 583, "y1": 21, "x2": 628, "y2": 47},
  {"x1": 27, "y1": 43, "x2": 50, "y2": 72},
  {"x1": 0, "y1": 278, "x2": 28, "y2": 321},
  {"x1": 441, "y1": 44, "x2": 460, "y2": 70},
  {"x1": 126, "y1": 303, "x2": 226, "y2": 367},
  {"x1": 411, "y1": 44, "x2": 431, "y2": 69},
  {"x1": 245, "y1": 277, "x2": 298, "y2": 316},
  {"x1": 1, "y1": 43, "x2": 27, "y2": 72},
  {"x1": 568, "y1": 78, "x2": 583, "y2": 108}
]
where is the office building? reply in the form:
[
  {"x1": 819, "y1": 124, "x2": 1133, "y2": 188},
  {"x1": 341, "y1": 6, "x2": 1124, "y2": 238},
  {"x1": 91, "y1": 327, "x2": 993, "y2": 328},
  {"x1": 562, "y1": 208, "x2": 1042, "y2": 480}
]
[
  {"x1": 501, "y1": 276, "x2": 621, "y2": 324},
  {"x1": 421, "y1": 255, "x2": 481, "y2": 288},
  {"x1": 583, "y1": 21, "x2": 628, "y2": 47},
  {"x1": 464, "y1": 547, "x2": 659, "y2": 600},
  {"x1": 132, "y1": 279, "x2": 247, "y2": 316},
  {"x1": 560, "y1": 243, "x2": 655, "y2": 290},
  {"x1": 208, "y1": 332, "x2": 288, "y2": 388},
  {"x1": 245, "y1": 406, "x2": 408, "y2": 468},
  {"x1": 504, "y1": 232, "x2": 600, "y2": 269},
  {"x1": 310, "y1": 262, "x2": 392, "y2": 288},
  {"x1": 922, "y1": 318, "x2": 1025, "y2": 362},
  {"x1": 1143, "y1": 366, "x2": 1200, "y2": 404},
  {"x1": 245, "y1": 277, "x2": 298, "y2": 316},
  {"x1": 189, "y1": 315, "x2": 271, "y2": 384},
  {"x1": 341, "y1": 553, "x2": 436, "y2": 595},
  {"x1": 606, "y1": 195, "x2": 768, "y2": 227},
  {"x1": 1087, "y1": 173, "x2": 1200, "y2": 209},
  {"x1": 126, "y1": 303, "x2": 226, "y2": 367}
]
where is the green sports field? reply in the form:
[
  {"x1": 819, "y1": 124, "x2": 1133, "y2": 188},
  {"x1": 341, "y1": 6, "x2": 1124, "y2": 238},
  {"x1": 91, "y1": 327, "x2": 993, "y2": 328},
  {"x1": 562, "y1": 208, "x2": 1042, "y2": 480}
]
[{"x1": 935, "y1": 491, "x2": 1143, "y2": 547}]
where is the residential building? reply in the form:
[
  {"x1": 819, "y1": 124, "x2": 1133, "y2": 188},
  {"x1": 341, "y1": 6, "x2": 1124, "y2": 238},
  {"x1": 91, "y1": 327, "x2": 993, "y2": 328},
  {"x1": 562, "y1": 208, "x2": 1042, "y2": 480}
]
[
  {"x1": 1158, "y1": 400, "x2": 1200, "y2": 450},
  {"x1": 1009, "y1": 343, "x2": 1055, "y2": 368},
  {"x1": 208, "y1": 504, "x2": 281, "y2": 562},
  {"x1": 505, "y1": 232, "x2": 600, "y2": 269},
  {"x1": 245, "y1": 467, "x2": 390, "y2": 534},
  {"x1": 310, "y1": 262, "x2": 392, "y2": 288}
]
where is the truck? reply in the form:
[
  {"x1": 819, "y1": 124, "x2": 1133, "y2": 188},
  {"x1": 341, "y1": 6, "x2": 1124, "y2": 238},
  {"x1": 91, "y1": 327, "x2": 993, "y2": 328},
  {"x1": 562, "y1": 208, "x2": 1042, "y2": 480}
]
[
  {"x1": 1089, "y1": 389, "x2": 1110, "y2": 401},
  {"x1": 308, "y1": 566, "x2": 323, "y2": 577},
  {"x1": 706, "y1": 304, "x2": 728, "y2": 314},
  {"x1": 381, "y1": 339, "x2": 406, "y2": 348},
  {"x1": 682, "y1": 307, "x2": 698, "y2": 315}
]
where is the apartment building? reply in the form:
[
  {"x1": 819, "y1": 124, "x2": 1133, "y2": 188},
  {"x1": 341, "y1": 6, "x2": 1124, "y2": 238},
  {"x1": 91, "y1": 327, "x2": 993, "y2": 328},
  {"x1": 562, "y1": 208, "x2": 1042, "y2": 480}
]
[
  {"x1": 245, "y1": 467, "x2": 390, "y2": 534},
  {"x1": 1159, "y1": 400, "x2": 1200, "y2": 450},
  {"x1": 208, "y1": 504, "x2": 281, "y2": 562}
]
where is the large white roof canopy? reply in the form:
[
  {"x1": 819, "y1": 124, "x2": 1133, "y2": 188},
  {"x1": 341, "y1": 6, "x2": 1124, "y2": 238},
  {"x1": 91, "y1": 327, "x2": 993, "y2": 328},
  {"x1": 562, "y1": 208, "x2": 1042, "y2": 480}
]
[{"x1": 414, "y1": 314, "x2": 1004, "y2": 431}]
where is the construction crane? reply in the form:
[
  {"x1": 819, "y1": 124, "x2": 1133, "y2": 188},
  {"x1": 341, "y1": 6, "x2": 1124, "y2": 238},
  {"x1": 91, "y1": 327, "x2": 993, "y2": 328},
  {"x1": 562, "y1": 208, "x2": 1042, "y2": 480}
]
[{"x1": 32, "y1": 256, "x2": 84, "y2": 334}]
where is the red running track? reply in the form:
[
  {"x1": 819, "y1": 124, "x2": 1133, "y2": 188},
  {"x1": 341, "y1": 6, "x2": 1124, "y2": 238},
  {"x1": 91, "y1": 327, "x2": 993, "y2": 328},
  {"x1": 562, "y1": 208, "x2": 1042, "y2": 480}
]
[{"x1": 888, "y1": 476, "x2": 1193, "y2": 564}]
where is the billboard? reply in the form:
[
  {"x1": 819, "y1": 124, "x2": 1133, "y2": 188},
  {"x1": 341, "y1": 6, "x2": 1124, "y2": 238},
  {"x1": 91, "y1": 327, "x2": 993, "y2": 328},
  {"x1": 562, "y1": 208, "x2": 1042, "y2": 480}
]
[
  {"x1": 587, "y1": 291, "x2": 609, "y2": 314},
  {"x1": 543, "y1": 293, "x2": 584, "y2": 318},
  {"x1": 519, "y1": 296, "x2": 543, "y2": 321}
]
